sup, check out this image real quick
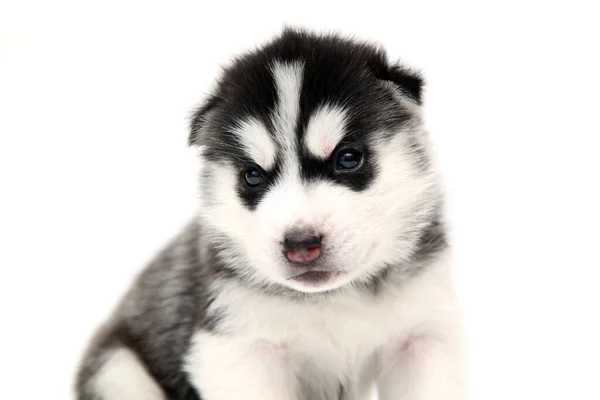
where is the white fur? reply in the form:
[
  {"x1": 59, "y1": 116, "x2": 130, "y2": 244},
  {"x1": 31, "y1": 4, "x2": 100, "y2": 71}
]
[
  {"x1": 199, "y1": 75, "x2": 436, "y2": 292},
  {"x1": 305, "y1": 104, "x2": 348, "y2": 159},
  {"x1": 81, "y1": 33, "x2": 465, "y2": 400},
  {"x1": 185, "y1": 250, "x2": 465, "y2": 399},
  {"x1": 93, "y1": 348, "x2": 166, "y2": 400},
  {"x1": 270, "y1": 61, "x2": 303, "y2": 174},
  {"x1": 232, "y1": 117, "x2": 277, "y2": 169},
  {"x1": 200, "y1": 126, "x2": 437, "y2": 293},
  {"x1": 192, "y1": 52, "x2": 463, "y2": 400}
]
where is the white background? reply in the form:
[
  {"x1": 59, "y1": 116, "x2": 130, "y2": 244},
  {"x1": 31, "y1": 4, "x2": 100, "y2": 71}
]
[{"x1": 1, "y1": 1, "x2": 599, "y2": 399}]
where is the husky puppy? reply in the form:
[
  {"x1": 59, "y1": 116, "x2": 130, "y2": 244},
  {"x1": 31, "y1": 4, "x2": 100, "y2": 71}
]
[{"x1": 75, "y1": 28, "x2": 466, "y2": 400}]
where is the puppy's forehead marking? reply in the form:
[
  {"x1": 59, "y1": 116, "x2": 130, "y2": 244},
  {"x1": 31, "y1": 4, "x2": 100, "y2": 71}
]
[
  {"x1": 232, "y1": 117, "x2": 277, "y2": 170},
  {"x1": 305, "y1": 105, "x2": 348, "y2": 160},
  {"x1": 271, "y1": 61, "x2": 303, "y2": 173}
]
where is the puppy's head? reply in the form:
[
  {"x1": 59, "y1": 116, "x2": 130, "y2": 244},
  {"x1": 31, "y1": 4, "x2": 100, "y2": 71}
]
[{"x1": 192, "y1": 28, "x2": 442, "y2": 293}]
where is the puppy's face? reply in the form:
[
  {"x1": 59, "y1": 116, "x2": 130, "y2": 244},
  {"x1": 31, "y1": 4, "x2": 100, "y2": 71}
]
[{"x1": 193, "y1": 30, "x2": 439, "y2": 293}]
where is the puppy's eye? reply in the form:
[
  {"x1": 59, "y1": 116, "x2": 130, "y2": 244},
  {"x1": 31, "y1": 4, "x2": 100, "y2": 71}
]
[
  {"x1": 336, "y1": 150, "x2": 363, "y2": 171},
  {"x1": 244, "y1": 168, "x2": 263, "y2": 186}
]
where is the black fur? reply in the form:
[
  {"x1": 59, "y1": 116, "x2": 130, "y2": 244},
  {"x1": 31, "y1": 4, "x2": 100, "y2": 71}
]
[
  {"x1": 75, "y1": 28, "x2": 440, "y2": 400},
  {"x1": 190, "y1": 27, "x2": 423, "y2": 209},
  {"x1": 76, "y1": 222, "x2": 206, "y2": 400}
]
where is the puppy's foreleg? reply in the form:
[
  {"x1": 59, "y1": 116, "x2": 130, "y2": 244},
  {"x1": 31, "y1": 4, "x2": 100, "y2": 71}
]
[{"x1": 186, "y1": 332, "x2": 297, "y2": 400}]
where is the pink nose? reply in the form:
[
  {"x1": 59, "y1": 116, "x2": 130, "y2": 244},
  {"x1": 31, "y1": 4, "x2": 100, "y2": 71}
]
[{"x1": 283, "y1": 231, "x2": 322, "y2": 264}]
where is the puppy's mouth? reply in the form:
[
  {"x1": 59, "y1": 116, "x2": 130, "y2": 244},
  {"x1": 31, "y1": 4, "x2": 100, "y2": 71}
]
[{"x1": 287, "y1": 270, "x2": 343, "y2": 284}]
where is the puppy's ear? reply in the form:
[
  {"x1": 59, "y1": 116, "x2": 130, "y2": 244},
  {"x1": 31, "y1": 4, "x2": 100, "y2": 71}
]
[
  {"x1": 384, "y1": 64, "x2": 424, "y2": 104},
  {"x1": 371, "y1": 62, "x2": 424, "y2": 105},
  {"x1": 188, "y1": 95, "x2": 220, "y2": 146}
]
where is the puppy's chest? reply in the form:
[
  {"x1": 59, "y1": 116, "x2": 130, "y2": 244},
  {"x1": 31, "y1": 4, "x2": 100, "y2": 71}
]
[{"x1": 218, "y1": 288, "x2": 407, "y2": 370}]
